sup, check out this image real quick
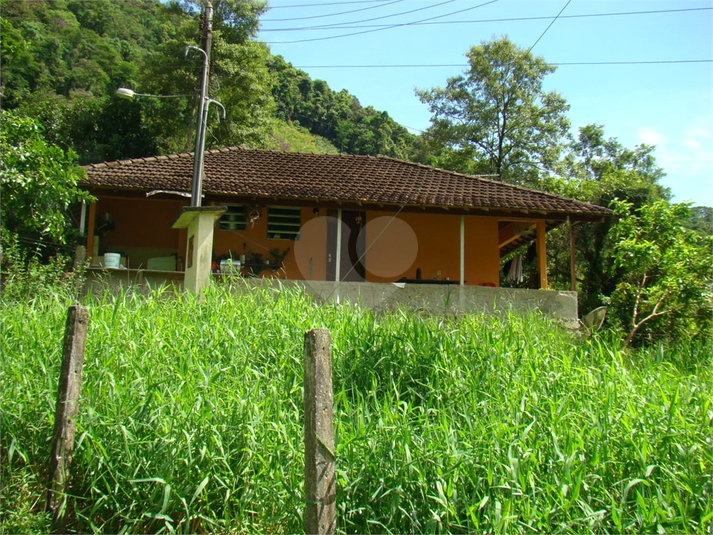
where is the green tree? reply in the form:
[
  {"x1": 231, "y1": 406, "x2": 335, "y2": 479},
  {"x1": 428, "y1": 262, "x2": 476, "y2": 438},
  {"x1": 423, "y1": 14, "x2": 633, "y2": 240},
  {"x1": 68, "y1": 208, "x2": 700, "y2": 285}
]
[
  {"x1": 267, "y1": 56, "x2": 416, "y2": 158},
  {"x1": 268, "y1": 54, "x2": 313, "y2": 124},
  {"x1": 14, "y1": 92, "x2": 158, "y2": 164},
  {"x1": 138, "y1": 0, "x2": 272, "y2": 153},
  {"x1": 0, "y1": 110, "x2": 93, "y2": 249},
  {"x1": 546, "y1": 125, "x2": 671, "y2": 315},
  {"x1": 0, "y1": 0, "x2": 180, "y2": 107},
  {"x1": 607, "y1": 199, "x2": 712, "y2": 348},
  {"x1": 684, "y1": 205, "x2": 713, "y2": 236},
  {"x1": 416, "y1": 37, "x2": 570, "y2": 185}
]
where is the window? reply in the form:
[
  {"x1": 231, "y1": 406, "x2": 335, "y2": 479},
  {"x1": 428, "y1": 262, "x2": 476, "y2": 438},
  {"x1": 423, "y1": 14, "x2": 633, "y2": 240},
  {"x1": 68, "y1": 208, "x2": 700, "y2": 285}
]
[
  {"x1": 267, "y1": 206, "x2": 301, "y2": 240},
  {"x1": 218, "y1": 204, "x2": 246, "y2": 231}
]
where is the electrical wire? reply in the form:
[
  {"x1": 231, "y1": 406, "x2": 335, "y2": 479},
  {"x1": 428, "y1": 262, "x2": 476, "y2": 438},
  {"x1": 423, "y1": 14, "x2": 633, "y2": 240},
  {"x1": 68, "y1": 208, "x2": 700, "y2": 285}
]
[
  {"x1": 263, "y1": 0, "x2": 458, "y2": 29},
  {"x1": 262, "y1": 0, "x2": 403, "y2": 22},
  {"x1": 260, "y1": 6, "x2": 712, "y2": 32},
  {"x1": 264, "y1": 0, "x2": 498, "y2": 44},
  {"x1": 269, "y1": 0, "x2": 391, "y2": 9},
  {"x1": 555, "y1": 59, "x2": 713, "y2": 66},
  {"x1": 527, "y1": 0, "x2": 571, "y2": 53},
  {"x1": 14, "y1": 236, "x2": 76, "y2": 253},
  {"x1": 289, "y1": 59, "x2": 713, "y2": 68}
]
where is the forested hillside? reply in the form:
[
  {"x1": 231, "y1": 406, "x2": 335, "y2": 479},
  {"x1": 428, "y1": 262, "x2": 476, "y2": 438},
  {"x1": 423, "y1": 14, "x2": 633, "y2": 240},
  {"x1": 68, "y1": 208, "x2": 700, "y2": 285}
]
[{"x1": 0, "y1": 0, "x2": 416, "y2": 162}]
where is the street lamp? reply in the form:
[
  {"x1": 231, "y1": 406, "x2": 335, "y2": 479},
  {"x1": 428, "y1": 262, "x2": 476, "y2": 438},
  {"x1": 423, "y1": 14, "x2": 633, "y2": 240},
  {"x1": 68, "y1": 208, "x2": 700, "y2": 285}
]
[
  {"x1": 115, "y1": 78, "x2": 224, "y2": 207},
  {"x1": 115, "y1": 1, "x2": 223, "y2": 295},
  {"x1": 115, "y1": 43, "x2": 221, "y2": 209},
  {"x1": 115, "y1": 88, "x2": 191, "y2": 99}
]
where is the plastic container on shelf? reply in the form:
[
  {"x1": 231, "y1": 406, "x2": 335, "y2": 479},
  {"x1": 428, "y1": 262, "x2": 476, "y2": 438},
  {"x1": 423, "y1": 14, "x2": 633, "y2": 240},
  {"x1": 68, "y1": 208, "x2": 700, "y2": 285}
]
[{"x1": 104, "y1": 253, "x2": 121, "y2": 269}]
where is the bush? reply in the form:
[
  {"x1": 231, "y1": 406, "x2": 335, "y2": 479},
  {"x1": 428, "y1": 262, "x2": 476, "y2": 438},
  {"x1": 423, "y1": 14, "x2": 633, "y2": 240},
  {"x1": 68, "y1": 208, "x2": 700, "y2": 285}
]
[{"x1": 0, "y1": 232, "x2": 84, "y2": 304}]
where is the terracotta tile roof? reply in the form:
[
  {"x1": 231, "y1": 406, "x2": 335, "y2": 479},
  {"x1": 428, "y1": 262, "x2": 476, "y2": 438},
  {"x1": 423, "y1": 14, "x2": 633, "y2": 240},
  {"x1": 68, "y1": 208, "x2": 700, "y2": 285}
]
[{"x1": 82, "y1": 146, "x2": 611, "y2": 220}]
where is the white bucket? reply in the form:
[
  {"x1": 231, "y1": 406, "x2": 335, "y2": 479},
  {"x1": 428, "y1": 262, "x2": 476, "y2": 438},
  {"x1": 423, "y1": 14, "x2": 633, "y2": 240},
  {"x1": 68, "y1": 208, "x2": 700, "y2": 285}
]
[{"x1": 104, "y1": 253, "x2": 121, "y2": 269}]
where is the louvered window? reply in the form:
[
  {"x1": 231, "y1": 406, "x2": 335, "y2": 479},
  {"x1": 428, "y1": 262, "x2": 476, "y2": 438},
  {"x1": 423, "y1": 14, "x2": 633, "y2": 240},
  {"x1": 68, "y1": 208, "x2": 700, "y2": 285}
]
[
  {"x1": 218, "y1": 204, "x2": 247, "y2": 231},
  {"x1": 267, "y1": 206, "x2": 301, "y2": 240}
]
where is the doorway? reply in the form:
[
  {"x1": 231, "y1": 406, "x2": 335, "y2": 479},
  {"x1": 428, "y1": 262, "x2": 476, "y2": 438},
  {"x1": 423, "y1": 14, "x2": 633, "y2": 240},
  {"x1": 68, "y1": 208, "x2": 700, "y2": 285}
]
[{"x1": 326, "y1": 210, "x2": 366, "y2": 281}]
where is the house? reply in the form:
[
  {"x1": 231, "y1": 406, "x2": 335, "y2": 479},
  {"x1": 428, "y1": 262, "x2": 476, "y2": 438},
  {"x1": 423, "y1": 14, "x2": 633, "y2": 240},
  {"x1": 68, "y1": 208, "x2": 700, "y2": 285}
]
[{"x1": 80, "y1": 146, "x2": 610, "y2": 290}]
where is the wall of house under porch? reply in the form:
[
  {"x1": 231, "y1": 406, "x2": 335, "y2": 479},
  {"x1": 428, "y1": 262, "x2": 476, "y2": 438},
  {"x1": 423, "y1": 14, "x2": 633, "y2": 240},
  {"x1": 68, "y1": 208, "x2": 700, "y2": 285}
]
[
  {"x1": 92, "y1": 196, "x2": 187, "y2": 269},
  {"x1": 362, "y1": 211, "x2": 500, "y2": 286},
  {"x1": 212, "y1": 206, "x2": 325, "y2": 280}
]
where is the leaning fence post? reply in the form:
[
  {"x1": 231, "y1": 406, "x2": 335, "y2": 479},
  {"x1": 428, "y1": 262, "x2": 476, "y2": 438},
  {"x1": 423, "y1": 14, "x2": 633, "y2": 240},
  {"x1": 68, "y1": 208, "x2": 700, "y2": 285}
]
[
  {"x1": 304, "y1": 328, "x2": 336, "y2": 535},
  {"x1": 46, "y1": 305, "x2": 89, "y2": 532}
]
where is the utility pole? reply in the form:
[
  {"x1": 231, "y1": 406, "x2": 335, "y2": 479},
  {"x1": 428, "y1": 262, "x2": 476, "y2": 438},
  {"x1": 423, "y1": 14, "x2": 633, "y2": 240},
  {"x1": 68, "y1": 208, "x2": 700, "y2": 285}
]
[
  {"x1": 191, "y1": 0, "x2": 213, "y2": 207},
  {"x1": 172, "y1": 0, "x2": 225, "y2": 296}
]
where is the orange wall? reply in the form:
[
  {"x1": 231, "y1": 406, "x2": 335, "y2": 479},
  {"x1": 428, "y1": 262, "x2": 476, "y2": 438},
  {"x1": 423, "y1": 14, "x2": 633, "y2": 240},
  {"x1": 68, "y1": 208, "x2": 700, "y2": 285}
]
[
  {"x1": 363, "y1": 211, "x2": 500, "y2": 286},
  {"x1": 464, "y1": 216, "x2": 500, "y2": 286},
  {"x1": 97, "y1": 197, "x2": 185, "y2": 249},
  {"x1": 95, "y1": 197, "x2": 500, "y2": 285}
]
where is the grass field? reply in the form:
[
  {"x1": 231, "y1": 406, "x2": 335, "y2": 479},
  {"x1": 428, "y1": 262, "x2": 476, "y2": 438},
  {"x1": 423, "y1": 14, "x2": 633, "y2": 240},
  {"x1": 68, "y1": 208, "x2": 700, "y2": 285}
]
[{"x1": 1, "y1": 281, "x2": 711, "y2": 534}]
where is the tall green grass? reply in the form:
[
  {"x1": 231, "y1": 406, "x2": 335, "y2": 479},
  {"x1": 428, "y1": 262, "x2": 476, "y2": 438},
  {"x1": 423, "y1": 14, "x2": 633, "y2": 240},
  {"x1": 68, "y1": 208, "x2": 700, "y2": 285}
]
[{"x1": 1, "y1": 282, "x2": 711, "y2": 534}]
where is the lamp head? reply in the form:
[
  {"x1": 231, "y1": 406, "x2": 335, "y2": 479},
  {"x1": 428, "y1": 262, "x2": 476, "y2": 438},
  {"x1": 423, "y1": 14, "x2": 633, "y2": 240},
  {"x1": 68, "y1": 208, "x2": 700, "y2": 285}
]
[{"x1": 115, "y1": 87, "x2": 136, "y2": 99}]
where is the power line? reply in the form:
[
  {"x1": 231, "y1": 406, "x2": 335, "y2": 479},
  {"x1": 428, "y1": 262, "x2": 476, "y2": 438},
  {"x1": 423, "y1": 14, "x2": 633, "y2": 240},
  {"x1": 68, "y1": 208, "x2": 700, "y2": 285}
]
[
  {"x1": 264, "y1": 0, "x2": 460, "y2": 30},
  {"x1": 261, "y1": 0, "x2": 403, "y2": 22},
  {"x1": 290, "y1": 59, "x2": 713, "y2": 68},
  {"x1": 527, "y1": 0, "x2": 571, "y2": 53},
  {"x1": 554, "y1": 59, "x2": 713, "y2": 66},
  {"x1": 400, "y1": 124, "x2": 426, "y2": 134},
  {"x1": 269, "y1": 0, "x2": 392, "y2": 8},
  {"x1": 264, "y1": 0, "x2": 499, "y2": 43},
  {"x1": 260, "y1": 7, "x2": 713, "y2": 32}
]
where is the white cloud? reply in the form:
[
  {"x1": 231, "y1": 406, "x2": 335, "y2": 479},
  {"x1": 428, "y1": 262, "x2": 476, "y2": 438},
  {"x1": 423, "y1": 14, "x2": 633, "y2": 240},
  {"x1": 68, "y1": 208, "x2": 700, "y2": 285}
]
[
  {"x1": 637, "y1": 127, "x2": 666, "y2": 146},
  {"x1": 683, "y1": 139, "x2": 700, "y2": 149},
  {"x1": 653, "y1": 116, "x2": 713, "y2": 206}
]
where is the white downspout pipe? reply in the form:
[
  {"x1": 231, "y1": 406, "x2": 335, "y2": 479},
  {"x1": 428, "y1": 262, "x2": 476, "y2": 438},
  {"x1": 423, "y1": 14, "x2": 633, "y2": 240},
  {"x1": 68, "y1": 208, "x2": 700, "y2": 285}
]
[
  {"x1": 335, "y1": 209, "x2": 343, "y2": 282},
  {"x1": 79, "y1": 201, "x2": 87, "y2": 235}
]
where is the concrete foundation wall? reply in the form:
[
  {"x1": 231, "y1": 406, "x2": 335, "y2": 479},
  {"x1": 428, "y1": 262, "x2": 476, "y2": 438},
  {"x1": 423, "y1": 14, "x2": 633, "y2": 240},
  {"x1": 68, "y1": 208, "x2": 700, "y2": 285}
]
[
  {"x1": 84, "y1": 271, "x2": 578, "y2": 324},
  {"x1": 257, "y1": 280, "x2": 578, "y2": 324}
]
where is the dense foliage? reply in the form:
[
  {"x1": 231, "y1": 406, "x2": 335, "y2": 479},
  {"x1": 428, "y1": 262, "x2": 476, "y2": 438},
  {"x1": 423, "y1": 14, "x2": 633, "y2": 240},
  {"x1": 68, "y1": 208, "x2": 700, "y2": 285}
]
[
  {"x1": 1, "y1": 284, "x2": 710, "y2": 534},
  {"x1": 0, "y1": 0, "x2": 414, "y2": 161},
  {"x1": 607, "y1": 199, "x2": 712, "y2": 347},
  {"x1": 545, "y1": 125, "x2": 674, "y2": 315},
  {"x1": 0, "y1": 110, "x2": 92, "y2": 251},
  {"x1": 268, "y1": 55, "x2": 417, "y2": 158}
]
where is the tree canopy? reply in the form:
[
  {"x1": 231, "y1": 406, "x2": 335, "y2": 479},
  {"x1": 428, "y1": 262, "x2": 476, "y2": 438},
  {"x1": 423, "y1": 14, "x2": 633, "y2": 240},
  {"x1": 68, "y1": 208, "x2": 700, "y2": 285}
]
[
  {"x1": 417, "y1": 36, "x2": 570, "y2": 186},
  {"x1": 608, "y1": 199, "x2": 712, "y2": 347},
  {"x1": 267, "y1": 54, "x2": 416, "y2": 158},
  {"x1": 1, "y1": 0, "x2": 415, "y2": 163},
  {"x1": 546, "y1": 124, "x2": 672, "y2": 315},
  {"x1": 0, "y1": 109, "x2": 92, "y2": 248}
]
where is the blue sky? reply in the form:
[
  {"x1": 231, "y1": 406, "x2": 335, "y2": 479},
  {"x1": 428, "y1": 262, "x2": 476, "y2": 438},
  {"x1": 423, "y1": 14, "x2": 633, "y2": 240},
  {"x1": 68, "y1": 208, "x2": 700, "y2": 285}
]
[{"x1": 259, "y1": 0, "x2": 713, "y2": 206}]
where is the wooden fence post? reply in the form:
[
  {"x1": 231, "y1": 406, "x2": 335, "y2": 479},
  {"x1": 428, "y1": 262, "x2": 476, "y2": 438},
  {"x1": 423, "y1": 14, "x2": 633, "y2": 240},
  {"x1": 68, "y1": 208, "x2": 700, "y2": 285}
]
[
  {"x1": 303, "y1": 328, "x2": 336, "y2": 535},
  {"x1": 46, "y1": 305, "x2": 89, "y2": 532}
]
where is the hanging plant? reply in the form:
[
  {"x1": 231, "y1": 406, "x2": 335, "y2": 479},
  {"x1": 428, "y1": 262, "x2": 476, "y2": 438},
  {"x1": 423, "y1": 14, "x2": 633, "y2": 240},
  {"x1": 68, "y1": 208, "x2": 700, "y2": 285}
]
[{"x1": 247, "y1": 207, "x2": 261, "y2": 228}]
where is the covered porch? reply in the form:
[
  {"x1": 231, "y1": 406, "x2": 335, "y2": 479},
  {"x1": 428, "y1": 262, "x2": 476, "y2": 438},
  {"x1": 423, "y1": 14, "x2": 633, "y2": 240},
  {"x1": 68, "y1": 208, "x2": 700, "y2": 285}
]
[{"x1": 80, "y1": 195, "x2": 575, "y2": 291}]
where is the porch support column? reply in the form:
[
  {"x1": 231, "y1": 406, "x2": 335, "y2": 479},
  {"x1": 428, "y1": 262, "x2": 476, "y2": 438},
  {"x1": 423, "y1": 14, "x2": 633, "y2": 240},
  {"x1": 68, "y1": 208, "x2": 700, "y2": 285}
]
[
  {"x1": 536, "y1": 219, "x2": 548, "y2": 289},
  {"x1": 172, "y1": 206, "x2": 226, "y2": 295},
  {"x1": 335, "y1": 209, "x2": 342, "y2": 282},
  {"x1": 79, "y1": 201, "x2": 87, "y2": 236},
  {"x1": 459, "y1": 214, "x2": 465, "y2": 286},
  {"x1": 86, "y1": 201, "x2": 97, "y2": 261},
  {"x1": 569, "y1": 219, "x2": 577, "y2": 292}
]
